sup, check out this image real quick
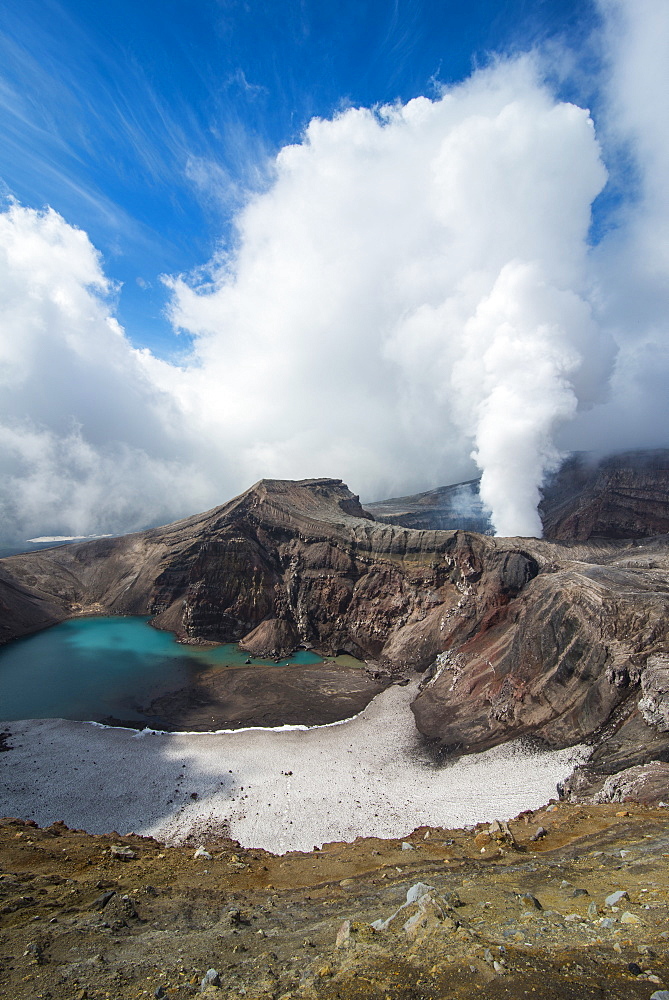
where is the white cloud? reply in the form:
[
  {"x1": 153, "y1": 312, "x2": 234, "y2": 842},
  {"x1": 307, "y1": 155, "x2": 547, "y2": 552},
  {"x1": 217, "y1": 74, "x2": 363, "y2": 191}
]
[
  {"x1": 0, "y1": 203, "x2": 213, "y2": 542},
  {"x1": 564, "y1": 0, "x2": 669, "y2": 456},
  {"x1": 165, "y1": 57, "x2": 609, "y2": 534},
  {"x1": 1, "y1": 5, "x2": 668, "y2": 544}
]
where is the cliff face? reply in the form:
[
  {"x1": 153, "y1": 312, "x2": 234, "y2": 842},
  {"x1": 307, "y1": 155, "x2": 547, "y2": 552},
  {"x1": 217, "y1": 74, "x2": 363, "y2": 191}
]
[
  {"x1": 2, "y1": 474, "x2": 669, "y2": 781},
  {"x1": 364, "y1": 449, "x2": 669, "y2": 541},
  {"x1": 364, "y1": 479, "x2": 492, "y2": 534},
  {"x1": 0, "y1": 478, "x2": 537, "y2": 672},
  {"x1": 410, "y1": 535, "x2": 669, "y2": 764},
  {"x1": 539, "y1": 449, "x2": 669, "y2": 540}
]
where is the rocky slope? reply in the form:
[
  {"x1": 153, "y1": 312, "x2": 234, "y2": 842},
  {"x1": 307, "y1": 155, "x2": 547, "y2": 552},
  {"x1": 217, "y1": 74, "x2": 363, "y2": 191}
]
[
  {"x1": 364, "y1": 479, "x2": 492, "y2": 534},
  {"x1": 0, "y1": 477, "x2": 541, "y2": 671},
  {"x1": 3, "y1": 803, "x2": 669, "y2": 1000},
  {"x1": 539, "y1": 450, "x2": 669, "y2": 541},
  {"x1": 410, "y1": 534, "x2": 669, "y2": 766},
  {"x1": 3, "y1": 468, "x2": 669, "y2": 999},
  {"x1": 1, "y1": 475, "x2": 669, "y2": 790},
  {"x1": 364, "y1": 449, "x2": 669, "y2": 541}
]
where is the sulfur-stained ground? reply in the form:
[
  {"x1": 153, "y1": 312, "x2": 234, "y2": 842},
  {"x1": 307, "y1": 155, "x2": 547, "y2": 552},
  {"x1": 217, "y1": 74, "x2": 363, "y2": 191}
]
[{"x1": 1, "y1": 802, "x2": 669, "y2": 999}]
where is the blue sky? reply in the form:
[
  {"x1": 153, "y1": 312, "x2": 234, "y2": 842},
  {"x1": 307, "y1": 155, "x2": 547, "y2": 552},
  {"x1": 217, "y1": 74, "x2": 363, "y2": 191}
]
[
  {"x1": 1, "y1": 0, "x2": 600, "y2": 355},
  {"x1": 1, "y1": 0, "x2": 667, "y2": 543}
]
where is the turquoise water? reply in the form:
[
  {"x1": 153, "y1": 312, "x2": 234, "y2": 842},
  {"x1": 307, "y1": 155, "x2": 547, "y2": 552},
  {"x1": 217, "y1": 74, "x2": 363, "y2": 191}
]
[{"x1": 0, "y1": 616, "x2": 322, "y2": 726}]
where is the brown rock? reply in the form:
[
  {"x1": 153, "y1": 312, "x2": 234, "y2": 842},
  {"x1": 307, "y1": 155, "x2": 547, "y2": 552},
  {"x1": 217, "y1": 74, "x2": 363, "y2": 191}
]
[
  {"x1": 110, "y1": 844, "x2": 137, "y2": 860},
  {"x1": 365, "y1": 450, "x2": 669, "y2": 542},
  {"x1": 539, "y1": 450, "x2": 669, "y2": 541},
  {"x1": 2, "y1": 471, "x2": 669, "y2": 786},
  {"x1": 592, "y1": 761, "x2": 669, "y2": 805},
  {"x1": 474, "y1": 832, "x2": 492, "y2": 847}
]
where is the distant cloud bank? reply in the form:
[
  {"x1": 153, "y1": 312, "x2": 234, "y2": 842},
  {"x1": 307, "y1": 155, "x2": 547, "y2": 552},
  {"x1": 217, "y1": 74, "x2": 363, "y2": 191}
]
[{"x1": 1, "y1": 0, "x2": 668, "y2": 542}]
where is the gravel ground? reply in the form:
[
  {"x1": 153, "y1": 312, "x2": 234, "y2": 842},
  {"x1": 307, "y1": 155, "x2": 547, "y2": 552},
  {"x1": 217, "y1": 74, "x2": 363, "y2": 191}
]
[{"x1": 2, "y1": 803, "x2": 669, "y2": 1000}]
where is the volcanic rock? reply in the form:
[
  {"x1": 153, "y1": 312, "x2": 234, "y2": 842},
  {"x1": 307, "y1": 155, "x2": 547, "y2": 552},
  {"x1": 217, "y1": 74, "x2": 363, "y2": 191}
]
[
  {"x1": 0, "y1": 478, "x2": 541, "y2": 671},
  {"x1": 539, "y1": 449, "x2": 669, "y2": 541},
  {"x1": 1, "y1": 471, "x2": 669, "y2": 787},
  {"x1": 364, "y1": 478, "x2": 492, "y2": 533},
  {"x1": 364, "y1": 449, "x2": 669, "y2": 541},
  {"x1": 583, "y1": 761, "x2": 669, "y2": 805},
  {"x1": 3, "y1": 805, "x2": 669, "y2": 1000}
]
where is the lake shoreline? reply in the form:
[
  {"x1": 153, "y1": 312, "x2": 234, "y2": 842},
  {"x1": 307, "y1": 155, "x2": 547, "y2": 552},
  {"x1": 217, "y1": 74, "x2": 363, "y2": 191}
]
[
  {"x1": 0, "y1": 614, "x2": 383, "y2": 730},
  {"x1": 0, "y1": 681, "x2": 587, "y2": 854},
  {"x1": 141, "y1": 660, "x2": 389, "y2": 732}
]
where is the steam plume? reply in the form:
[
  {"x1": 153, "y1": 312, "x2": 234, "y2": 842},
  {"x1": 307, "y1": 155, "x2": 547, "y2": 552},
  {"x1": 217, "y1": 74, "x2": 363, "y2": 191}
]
[{"x1": 1, "y1": 2, "x2": 668, "y2": 543}]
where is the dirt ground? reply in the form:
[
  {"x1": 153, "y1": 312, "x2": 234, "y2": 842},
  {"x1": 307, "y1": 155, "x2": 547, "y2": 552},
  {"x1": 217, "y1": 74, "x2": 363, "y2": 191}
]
[
  {"x1": 2, "y1": 802, "x2": 669, "y2": 999},
  {"x1": 143, "y1": 662, "x2": 388, "y2": 731}
]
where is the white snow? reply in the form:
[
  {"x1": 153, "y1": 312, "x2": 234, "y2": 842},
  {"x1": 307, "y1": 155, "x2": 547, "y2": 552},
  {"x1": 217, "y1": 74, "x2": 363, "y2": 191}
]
[{"x1": 0, "y1": 682, "x2": 587, "y2": 854}]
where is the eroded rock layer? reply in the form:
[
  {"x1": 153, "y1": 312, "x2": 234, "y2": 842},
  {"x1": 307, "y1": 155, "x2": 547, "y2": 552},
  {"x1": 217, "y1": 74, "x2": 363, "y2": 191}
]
[
  {"x1": 539, "y1": 450, "x2": 669, "y2": 541},
  {"x1": 0, "y1": 478, "x2": 539, "y2": 671},
  {"x1": 364, "y1": 449, "x2": 669, "y2": 541},
  {"x1": 411, "y1": 536, "x2": 669, "y2": 762},
  {"x1": 1, "y1": 476, "x2": 669, "y2": 784}
]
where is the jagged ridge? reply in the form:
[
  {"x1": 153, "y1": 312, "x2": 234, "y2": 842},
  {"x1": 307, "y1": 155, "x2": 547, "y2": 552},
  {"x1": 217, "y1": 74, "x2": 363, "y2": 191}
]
[{"x1": 1, "y1": 472, "x2": 669, "y2": 791}]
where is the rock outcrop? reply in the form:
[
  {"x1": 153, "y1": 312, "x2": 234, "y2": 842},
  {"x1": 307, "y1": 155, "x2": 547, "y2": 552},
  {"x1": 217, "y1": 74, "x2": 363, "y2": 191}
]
[
  {"x1": 410, "y1": 534, "x2": 669, "y2": 760},
  {"x1": 364, "y1": 449, "x2": 669, "y2": 541},
  {"x1": 591, "y1": 761, "x2": 669, "y2": 804},
  {"x1": 539, "y1": 449, "x2": 669, "y2": 541},
  {"x1": 364, "y1": 479, "x2": 492, "y2": 533},
  {"x1": 1, "y1": 473, "x2": 669, "y2": 786},
  {"x1": 0, "y1": 478, "x2": 540, "y2": 671}
]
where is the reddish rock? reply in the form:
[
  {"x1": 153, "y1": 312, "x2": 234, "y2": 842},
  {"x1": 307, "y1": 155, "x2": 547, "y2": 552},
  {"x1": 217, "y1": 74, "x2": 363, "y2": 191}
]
[
  {"x1": 539, "y1": 450, "x2": 669, "y2": 541},
  {"x1": 2, "y1": 474, "x2": 669, "y2": 787}
]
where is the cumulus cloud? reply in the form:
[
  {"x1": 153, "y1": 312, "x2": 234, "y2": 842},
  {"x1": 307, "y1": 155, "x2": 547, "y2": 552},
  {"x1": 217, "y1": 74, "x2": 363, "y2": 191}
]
[
  {"x1": 164, "y1": 57, "x2": 609, "y2": 535},
  {"x1": 1, "y1": 2, "x2": 668, "y2": 543},
  {"x1": 564, "y1": 0, "x2": 669, "y2": 456},
  {"x1": 0, "y1": 203, "x2": 213, "y2": 542}
]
